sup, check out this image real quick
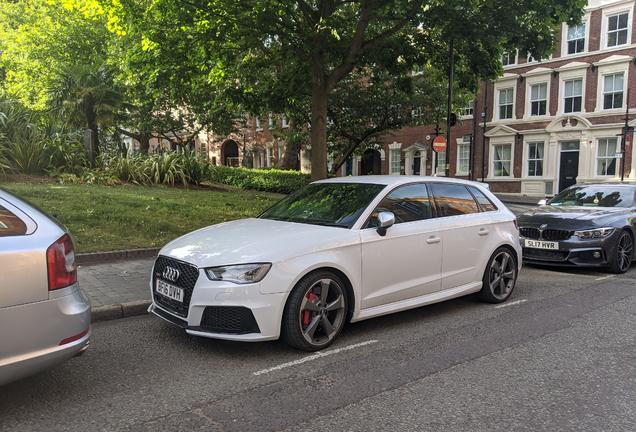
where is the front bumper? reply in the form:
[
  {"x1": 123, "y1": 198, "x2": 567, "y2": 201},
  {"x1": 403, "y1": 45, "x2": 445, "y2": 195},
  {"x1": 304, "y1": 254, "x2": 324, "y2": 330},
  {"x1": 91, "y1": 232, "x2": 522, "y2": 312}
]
[
  {"x1": 149, "y1": 274, "x2": 288, "y2": 342},
  {"x1": 520, "y1": 230, "x2": 620, "y2": 267}
]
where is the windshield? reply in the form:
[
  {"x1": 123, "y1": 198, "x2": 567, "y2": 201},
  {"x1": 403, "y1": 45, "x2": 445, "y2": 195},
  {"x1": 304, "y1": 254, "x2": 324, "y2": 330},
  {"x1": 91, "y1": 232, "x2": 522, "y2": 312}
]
[
  {"x1": 260, "y1": 183, "x2": 386, "y2": 228},
  {"x1": 549, "y1": 185, "x2": 636, "y2": 208}
]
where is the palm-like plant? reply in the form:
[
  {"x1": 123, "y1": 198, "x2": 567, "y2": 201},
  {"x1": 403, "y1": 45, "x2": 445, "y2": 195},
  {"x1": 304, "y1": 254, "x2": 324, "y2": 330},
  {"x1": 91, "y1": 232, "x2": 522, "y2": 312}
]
[{"x1": 47, "y1": 63, "x2": 125, "y2": 164}]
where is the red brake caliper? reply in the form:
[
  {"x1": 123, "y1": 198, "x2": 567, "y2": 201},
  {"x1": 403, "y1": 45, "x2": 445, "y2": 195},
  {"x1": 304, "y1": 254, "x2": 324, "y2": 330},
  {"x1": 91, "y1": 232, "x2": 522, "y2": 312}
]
[{"x1": 302, "y1": 292, "x2": 319, "y2": 325}]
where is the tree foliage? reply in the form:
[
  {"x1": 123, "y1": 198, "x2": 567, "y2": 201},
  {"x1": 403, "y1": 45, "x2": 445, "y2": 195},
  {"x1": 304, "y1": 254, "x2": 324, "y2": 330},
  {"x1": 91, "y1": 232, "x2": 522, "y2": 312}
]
[{"x1": 105, "y1": 0, "x2": 585, "y2": 180}]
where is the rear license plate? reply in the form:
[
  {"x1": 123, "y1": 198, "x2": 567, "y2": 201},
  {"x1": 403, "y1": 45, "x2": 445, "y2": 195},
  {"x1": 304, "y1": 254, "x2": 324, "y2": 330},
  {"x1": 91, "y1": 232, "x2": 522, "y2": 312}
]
[
  {"x1": 525, "y1": 239, "x2": 559, "y2": 250},
  {"x1": 156, "y1": 279, "x2": 184, "y2": 302}
]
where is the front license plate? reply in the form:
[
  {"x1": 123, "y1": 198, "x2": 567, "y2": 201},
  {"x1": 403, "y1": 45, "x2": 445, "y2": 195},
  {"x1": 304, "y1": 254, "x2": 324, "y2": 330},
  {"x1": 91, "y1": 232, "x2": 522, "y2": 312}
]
[
  {"x1": 525, "y1": 239, "x2": 559, "y2": 250},
  {"x1": 156, "y1": 279, "x2": 184, "y2": 302}
]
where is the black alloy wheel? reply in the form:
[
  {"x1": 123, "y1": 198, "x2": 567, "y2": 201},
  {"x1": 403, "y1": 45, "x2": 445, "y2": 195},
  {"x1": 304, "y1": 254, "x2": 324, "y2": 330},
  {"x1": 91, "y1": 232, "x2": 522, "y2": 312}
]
[
  {"x1": 610, "y1": 231, "x2": 634, "y2": 274},
  {"x1": 282, "y1": 270, "x2": 347, "y2": 351},
  {"x1": 479, "y1": 247, "x2": 517, "y2": 303}
]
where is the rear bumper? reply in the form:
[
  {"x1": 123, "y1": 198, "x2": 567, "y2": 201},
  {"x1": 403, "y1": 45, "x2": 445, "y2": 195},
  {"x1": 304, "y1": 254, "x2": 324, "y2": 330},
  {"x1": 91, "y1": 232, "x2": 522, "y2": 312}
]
[{"x1": 0, "y1": 284, "x2": 91, "y2": 386}]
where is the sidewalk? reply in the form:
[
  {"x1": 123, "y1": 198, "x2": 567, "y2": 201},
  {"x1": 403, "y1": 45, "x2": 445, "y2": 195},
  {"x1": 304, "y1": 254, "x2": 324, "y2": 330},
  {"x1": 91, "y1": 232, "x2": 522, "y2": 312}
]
[{"x1": 78, "y1": 257, "x2": 156, "y2": 323}]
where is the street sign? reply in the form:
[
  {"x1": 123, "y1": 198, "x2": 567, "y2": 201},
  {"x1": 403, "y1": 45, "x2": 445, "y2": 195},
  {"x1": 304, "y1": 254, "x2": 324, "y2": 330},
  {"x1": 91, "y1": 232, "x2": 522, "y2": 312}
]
[
  {"x1": 626, "y1": 135, "x2": 631, "y2": 151},
  {"x1": 433, "y1": 136, "x2": 447, "y2": 153},
  {"x1": 615, "y1": 153, "x2": 623, "y2": 159}
]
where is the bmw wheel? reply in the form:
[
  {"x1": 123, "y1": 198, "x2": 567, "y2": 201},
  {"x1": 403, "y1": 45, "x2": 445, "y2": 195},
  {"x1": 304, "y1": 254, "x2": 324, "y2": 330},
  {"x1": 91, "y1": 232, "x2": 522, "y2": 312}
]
[
  {"x1": 479, "y1": 247, "x2": 518, "y2": 303},
  {"x1": 282, "y1": 270, "x2": 347, "y2": 351},
  {"x1": 609, "y1": 231, "x2": 634, "y2": 274}
]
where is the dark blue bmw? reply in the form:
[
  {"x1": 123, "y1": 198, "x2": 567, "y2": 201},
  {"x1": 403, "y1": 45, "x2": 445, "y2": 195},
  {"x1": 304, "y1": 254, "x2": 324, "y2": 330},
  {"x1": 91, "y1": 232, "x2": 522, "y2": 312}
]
[{"x1": 517, "y1": 183, "x2": 636, "y2": 273}]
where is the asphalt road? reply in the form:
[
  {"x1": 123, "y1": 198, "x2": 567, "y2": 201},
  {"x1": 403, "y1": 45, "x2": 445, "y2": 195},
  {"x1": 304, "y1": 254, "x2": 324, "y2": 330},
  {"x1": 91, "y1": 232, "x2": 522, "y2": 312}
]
[{"x1": 1, "y1": 264, "x2": 635, "y2": 432}]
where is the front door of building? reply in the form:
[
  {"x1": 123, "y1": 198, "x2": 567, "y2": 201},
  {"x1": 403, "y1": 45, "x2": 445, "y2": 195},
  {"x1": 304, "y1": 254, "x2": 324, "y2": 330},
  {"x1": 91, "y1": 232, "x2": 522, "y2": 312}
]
[
  {"x1": 413, "y1": 151, "x2": 421, "y2": 175},
  {"x1": 559, "y1": 145, "x2": 580, "y2": 193}
]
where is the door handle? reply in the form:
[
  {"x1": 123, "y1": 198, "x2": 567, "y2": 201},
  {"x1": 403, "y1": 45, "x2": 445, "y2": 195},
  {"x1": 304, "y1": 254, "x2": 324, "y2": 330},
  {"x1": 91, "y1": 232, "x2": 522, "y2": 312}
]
[
  {"x1": 426, "y1": 237, "x2": 441, "y2": 244},
  {"x1": 478, "y1": 229, "x2": 490, "y2": 236}
]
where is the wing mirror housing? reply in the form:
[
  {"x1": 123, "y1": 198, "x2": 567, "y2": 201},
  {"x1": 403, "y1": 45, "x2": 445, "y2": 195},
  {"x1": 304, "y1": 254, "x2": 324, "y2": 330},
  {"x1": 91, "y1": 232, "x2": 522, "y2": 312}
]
[
  {"x1": 376, "y1": 211, "x2": 395, "y2": 236},
  {"x1": 537, "y1": 199, "x2": 548, "y2": 206}
]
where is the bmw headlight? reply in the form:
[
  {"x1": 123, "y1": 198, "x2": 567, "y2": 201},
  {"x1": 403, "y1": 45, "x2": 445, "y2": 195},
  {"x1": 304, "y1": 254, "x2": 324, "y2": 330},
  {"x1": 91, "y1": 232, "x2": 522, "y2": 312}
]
[
  {"x1": 205, "y1": 263, "x2": 272, "y2": 284},
  {"x1": 574, "y1": 227, "x2": 615, "y2": 239}
]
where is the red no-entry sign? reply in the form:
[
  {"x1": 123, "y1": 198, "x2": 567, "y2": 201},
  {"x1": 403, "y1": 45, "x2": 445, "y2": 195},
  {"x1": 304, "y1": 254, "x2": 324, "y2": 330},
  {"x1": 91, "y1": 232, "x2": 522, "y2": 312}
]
[
  {"x1": 433, "y1": 136, "x2": 447, "y2": 153},
  {"x1": 626, "y1": 135, "x2": 631, "y2": 151}
]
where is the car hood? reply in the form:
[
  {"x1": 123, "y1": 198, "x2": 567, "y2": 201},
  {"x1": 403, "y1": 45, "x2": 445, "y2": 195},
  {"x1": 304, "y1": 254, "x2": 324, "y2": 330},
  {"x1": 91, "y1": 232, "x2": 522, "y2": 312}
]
[
  {"x1": 517, "y1": 205, "x2": 629, "y2": 229},
  {"x1": 159, "y1": 218, "x2": 356, "y2": 268}
]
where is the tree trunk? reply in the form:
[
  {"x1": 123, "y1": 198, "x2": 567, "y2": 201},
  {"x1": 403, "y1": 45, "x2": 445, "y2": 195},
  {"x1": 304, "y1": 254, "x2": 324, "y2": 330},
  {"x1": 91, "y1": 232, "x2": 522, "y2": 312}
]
[
  {"x1": 280, "y1": 119, "x2": 301, "y2": 170},
  {"x1": 310, "y1": 64, "x2": 329, "y2": 181}
]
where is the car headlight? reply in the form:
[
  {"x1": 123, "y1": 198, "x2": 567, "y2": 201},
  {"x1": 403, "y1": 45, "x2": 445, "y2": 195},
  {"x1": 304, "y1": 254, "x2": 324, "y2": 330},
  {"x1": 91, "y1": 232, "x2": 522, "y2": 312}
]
[
  {"x1": 573, "y1": 227, "x2": 615, "y2": 239},
  {"x1": 205, "y1": 263, "x2": 272, "y2": 284}
]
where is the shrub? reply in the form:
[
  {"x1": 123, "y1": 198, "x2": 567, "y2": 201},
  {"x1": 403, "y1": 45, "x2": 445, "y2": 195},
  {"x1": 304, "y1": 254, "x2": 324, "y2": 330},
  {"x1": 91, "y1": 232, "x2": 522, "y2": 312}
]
[{"x1": 209, "y1": 165, "x2": 311, "y2": 194}]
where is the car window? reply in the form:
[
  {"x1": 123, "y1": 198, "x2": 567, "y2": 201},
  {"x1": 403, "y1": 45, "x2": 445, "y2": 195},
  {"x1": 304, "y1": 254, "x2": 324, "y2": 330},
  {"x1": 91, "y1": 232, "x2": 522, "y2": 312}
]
[
  {"x1": 431, "y1": 183, "x2": 480, "y2": 217},
  {"x1": 469, "y1": 186, "x2": 498, "y2": 212},
  {"x1": 0, "y1": 205, "x2": 27, "y2": 236},
  {"x1": 260, "y1": 182, "x2": 386, "y2": 228},
  {"x1": 368, "y1": 183, "x2": 432, "y2": 227},
  {"x1": 548, "y1": 185, "x2": 636, "y2": 207}
]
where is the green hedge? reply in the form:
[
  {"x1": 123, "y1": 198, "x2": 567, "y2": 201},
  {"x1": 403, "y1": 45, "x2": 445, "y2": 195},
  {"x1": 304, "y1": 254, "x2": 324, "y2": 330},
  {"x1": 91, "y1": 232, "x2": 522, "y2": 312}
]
[{"x1": 209, "y1": 165, "x2": 311, "y2": 194}]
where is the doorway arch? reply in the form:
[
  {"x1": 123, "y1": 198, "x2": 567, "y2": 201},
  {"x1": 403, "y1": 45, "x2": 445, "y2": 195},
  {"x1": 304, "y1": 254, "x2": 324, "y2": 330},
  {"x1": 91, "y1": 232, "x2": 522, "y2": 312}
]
[{"x1": 222, "y1": 140, "x2": 239, "y2": 167}]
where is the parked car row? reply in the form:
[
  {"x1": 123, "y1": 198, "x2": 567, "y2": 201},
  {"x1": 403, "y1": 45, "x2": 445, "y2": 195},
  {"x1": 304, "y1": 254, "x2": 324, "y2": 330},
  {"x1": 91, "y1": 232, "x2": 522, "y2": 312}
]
[{"x1": 3, "y1": 177, "x2": 634, "y2": 384}]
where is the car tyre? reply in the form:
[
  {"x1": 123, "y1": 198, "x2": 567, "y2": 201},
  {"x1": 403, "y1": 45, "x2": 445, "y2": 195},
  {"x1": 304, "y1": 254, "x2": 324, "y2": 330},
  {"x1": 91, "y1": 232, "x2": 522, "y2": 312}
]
[
  {"x1": 479, "y1": 247, "x2": 517, "y2": 303},
  {"x1": 609, "y1": 231, "x2": 633, "y2": 274},
  {"x1": 282, "y1": 270, "x2": 347, "y2": 351}
]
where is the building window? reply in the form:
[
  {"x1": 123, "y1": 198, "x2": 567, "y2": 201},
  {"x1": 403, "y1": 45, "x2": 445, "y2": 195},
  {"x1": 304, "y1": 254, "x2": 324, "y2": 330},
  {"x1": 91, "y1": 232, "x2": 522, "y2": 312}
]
[
  {"x1": 267, "y1": 147, "x2": 273, "y2": 167},
  {"x1": 597, "y1": 138, "x2": 618, "y2": 176},
  {"x1": 278, "y1": 143, "x2": 284, "y2": 160},
  {"x1": 527, "y1": 143, "x2": 544, "y2": 177},
  {"x1": 390, "y1": 149, "x2": 401, "y2": 174},
  {"x1": 256, "y1": 118, "x2": 262, "y2": 130},
  {"x1": 567, "y1": 23, "x2": 586, "y2": 54},
  {"x1": 501, "y1": 51, "x2": 515, "y2": 66},
  {"x1": 458, "y1": 142, "x2": 470, "y2": 175},
  {"x1": 499, "y1": 88, "x2": 514, "y2": 120},
  {"x1": 436, "y1": 149, "x2": 446, "y2": 176},
  {"x1": 607, "y1": 13, "x2": 629, "y2": 47},
  {"x1": 282, "y1": 116, "x2": 289, "y2": 128},
  {"x1": 603, "y1": 73, "x2": 624, "y2": 110},
  {"x1": 564, "y1": 79, "x2": 583, "y2": 113},
  {"x1": 463, "y1": 100, "x2": 474, "y2": 116},
  {"x1": 530, "y1": 83, "x2": 547, "y2": 116},
  {"x1": 268, "y1": 113, "x2": 274, "y2": 129},
  {"x1": 493, "y1": 144, "x2": 511, "y2": 177}
]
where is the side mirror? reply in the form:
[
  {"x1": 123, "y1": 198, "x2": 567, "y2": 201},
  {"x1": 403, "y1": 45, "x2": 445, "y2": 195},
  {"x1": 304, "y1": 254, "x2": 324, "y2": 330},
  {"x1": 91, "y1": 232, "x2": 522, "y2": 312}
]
[
  {"x1": 376, "y1": 211, "x2": 395, "y2": 236},
  {"x1": 537, "y1": 199, "x2": 548, "y2": 206}
]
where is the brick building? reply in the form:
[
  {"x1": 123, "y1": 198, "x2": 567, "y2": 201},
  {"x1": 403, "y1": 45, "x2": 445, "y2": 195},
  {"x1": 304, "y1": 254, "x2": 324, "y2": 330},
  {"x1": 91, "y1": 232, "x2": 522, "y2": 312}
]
[{"x1": 379, "y1": 0, "x2": 636, "y2": 198}]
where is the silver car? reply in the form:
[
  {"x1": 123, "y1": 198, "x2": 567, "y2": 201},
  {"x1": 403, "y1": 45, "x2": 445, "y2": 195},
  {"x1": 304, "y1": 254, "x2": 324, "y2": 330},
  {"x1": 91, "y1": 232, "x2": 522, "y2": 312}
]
[{"x1": 0, "y1": 188, "x2": 91, "y2": 386}]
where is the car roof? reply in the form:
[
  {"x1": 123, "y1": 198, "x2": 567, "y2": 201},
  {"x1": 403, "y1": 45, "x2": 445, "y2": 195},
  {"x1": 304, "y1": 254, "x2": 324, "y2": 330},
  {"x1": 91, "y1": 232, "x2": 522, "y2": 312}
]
[{"x1": 316, "y1": 175, "x2": 488, "y2": 189}]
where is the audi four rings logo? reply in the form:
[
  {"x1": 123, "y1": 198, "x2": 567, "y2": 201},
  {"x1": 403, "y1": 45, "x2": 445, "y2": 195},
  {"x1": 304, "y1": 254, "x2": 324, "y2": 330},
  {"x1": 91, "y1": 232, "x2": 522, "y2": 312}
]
[
  {"x1": 540, "y1": 224, "x2": 548, "y2": 229},
  {"x1": 162, "y1": 266, "x2": 180, "y2": 282}
]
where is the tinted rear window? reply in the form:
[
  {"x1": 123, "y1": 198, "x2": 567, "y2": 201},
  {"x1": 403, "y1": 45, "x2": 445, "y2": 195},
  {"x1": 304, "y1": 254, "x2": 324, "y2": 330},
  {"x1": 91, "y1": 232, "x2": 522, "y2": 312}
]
[
  {"x1": 431, "y1": 184, "x2": 480, "y2": 217},
  {"x1": 0, "y1": 206, "x2": 27, "y2": 236}
]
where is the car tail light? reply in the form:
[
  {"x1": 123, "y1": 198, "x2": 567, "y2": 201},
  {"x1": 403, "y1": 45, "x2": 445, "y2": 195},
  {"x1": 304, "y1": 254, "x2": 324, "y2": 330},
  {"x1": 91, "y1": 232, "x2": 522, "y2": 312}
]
[
  {"x1": 47, "y1": 234, "x2": 77, "y2": 291},
  {"x1": 59, "y1": 328, "x2": 89, "y2": 346},
  {"x1": 514, "y1": 218, "x2": 519, "y2": 230}
]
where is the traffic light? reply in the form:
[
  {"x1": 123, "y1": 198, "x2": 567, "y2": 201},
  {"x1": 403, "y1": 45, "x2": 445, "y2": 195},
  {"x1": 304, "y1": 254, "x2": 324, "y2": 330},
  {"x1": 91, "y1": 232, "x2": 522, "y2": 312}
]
[{"x1": 449, "y1": 113, "x2": 457, "y2": 127}]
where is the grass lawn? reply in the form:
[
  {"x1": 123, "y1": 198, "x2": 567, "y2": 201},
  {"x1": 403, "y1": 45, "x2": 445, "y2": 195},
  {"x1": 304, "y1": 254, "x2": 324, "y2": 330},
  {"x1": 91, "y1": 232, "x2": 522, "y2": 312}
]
[{"x1": 1, "y1": 178, "x2": 281, "y2": 253}]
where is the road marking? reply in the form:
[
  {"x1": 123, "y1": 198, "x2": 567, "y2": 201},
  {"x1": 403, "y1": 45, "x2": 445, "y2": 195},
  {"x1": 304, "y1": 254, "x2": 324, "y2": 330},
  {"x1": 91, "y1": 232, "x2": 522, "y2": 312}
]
[
  {"x1": 595, "y1": 275, "x2": 616, "y2": 281},
  {"x1": 495, "y1": 299, "x2": 528, "y2": 309},
  {"x1": 253, "y1": 340, "x2": 379, "y2": 376}
]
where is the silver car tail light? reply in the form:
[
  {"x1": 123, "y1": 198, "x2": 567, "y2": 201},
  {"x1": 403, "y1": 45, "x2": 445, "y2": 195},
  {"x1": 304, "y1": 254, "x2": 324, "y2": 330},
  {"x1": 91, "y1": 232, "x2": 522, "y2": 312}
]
[{"x1": 47, "y1": 234, "x2": 77, "y2": 290}]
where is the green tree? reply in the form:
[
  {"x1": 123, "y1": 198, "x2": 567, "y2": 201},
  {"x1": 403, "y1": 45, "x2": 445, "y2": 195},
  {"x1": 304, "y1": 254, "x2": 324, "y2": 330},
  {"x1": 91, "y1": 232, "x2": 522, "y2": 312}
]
[
  {"x1": 0, "y1": 0, "x2": 110, "y2": 108},
  {"x1": 47, "y1": 63, "x2": 125, "y2": 161},
  {"x1": 106, "y1": 0, "x2": 585, "y2": 180}
]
